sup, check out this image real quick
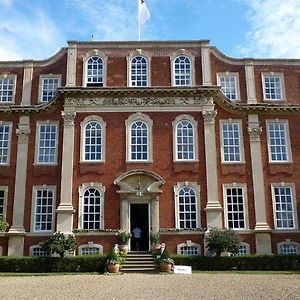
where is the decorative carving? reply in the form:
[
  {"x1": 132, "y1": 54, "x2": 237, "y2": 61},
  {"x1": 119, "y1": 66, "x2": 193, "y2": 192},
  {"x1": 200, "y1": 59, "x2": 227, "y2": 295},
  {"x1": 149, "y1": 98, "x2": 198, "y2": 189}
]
[
  {"x1": 202, "y1": 110, "x2": 217, "y2": 124},
  {"x1": 16, "y1": 124, "x2": 30, "y2": 143},
  {"x1": 247, "y1": 125, "x2": 262, "y2": 142},
  {"x1": 65, "y1": 98, "x2": 76, "y2": 106},
  {"x1": 201, "y1": 96, "x2": 214, "y2": 105},
  {"x1": 61, "y1": 111, "x2": 76, "y2": 126}
]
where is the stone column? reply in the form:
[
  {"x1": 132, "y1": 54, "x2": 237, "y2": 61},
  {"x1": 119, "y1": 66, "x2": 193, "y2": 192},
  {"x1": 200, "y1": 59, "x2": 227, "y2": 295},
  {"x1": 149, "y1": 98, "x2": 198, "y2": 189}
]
[
  {"x1": 8, "y1": 116, "x2": 30, "y2": 256},
  {"x1": 245, "y1": 61, "x2": 257, "y2": 104},
  {"x1": 201, "y1": 45, "x2": 212, "y2": 86},
  {"x1": 247, "y1": 114, "x2": 272, "y2": 254},
  {"x1": 21, "y1": 61, "x2": 33, "y2": 106},
  {"x1": 56, "y1": 110, "x2": 76, "y2": 235},
  {"x1": 202, "y1": 109, "x2": 223, "y2": 228},
  {"x1": 66, "y1": 42, "x2": 77, "y2": 87},
  {"x1": 120, "y1": 196, "x2": 129, "y2": 231},
  {"x1": 150, "y1": 196, "x2": 159, "y2": 232}
]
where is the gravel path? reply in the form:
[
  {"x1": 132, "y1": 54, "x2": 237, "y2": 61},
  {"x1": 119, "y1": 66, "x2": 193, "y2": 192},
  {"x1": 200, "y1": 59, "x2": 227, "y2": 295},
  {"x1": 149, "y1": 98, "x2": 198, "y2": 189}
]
[{"x1": 0, "y1": 273, "x2": 299, "y2": 300}]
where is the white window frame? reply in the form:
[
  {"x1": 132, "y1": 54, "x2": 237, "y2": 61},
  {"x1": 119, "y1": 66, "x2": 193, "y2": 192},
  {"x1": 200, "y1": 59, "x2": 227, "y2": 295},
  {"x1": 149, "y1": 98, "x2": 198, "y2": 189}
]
[
  {"x1": 0, "y1": 122, "x2": 12, "y2": 165},
  {"x1": 220, "y1": 119, "x2": 244, "y2": 163},
  {"x1": 31, "y1": 186, "x2": 56, "y2": 233},
  {"x1": 262, "y1": 73, "x2": 285, "y2": 101},
  {"x1": 79, "y1": 242, "x2": 103, "y2": 255},
  {"x1": 174, "y1": 182, "x2": 200, "y2": 229},
  {"x1": 127, "y1": 50, "x2": 151, "y2": 87},
  {"x1": 233, "y1": 242, "x2": 250, "y2": 256},
  {"x1": 277, "y1": 240, "x2": 300, "y2": 255},
  {"x1": 83, "y1": 51, "x2": 107, "y2": 87},
  {"x1": 29, "y1": 245, "x2": 49, "y2": 257},
  {"x1": 172, "y1": 114, "x2": 198, "y2": 162},
  {"x1": 217, "y1": 72, "x2": 240, "y2": 101},
  {"x1": 0, "y1": 75, "x2": 16, "y2": 103},
  {"x1": 78, "y1": 183, "x2": 105, "y2": 230},
  {"x1": 35, "y1": 121, "x2": 59, "y2": 165},
  {"x1": 266, "y1": 119, "x2": 292, "y2": 163},
  {"x1": 125, "y1": 112, "x2": 153, "y2": 163},
  {"x1": 38, "y1": 74, "x2": 61, "y2": 103},
  {"x1": 271, "y1": 183, "x2": 298, "y2": 230},
  {"x1": 80, "y1": 116, "x2": 106, "y2": 163},
  {"x1": 0, "y1": 186, "x2": 8, "y2": 220},
  {"x1": 177, "y1": 241, "x2": 201, "y2": 256},
  {"x1": 223, "y1": 183, "x2": 249, "y2": 230}
]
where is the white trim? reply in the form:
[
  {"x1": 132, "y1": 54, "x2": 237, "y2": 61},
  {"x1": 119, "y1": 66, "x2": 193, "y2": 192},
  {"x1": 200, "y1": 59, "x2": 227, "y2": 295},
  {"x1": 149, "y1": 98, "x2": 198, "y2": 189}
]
[
  {"x1": 266, "y1": 119, "x2": 292, "y2": 163},
  {"x1": 0, "y1": 74, "x2": 17, "y2": 103},
  {"x1": 177, "y1": 241, "x2": 201, "y2": 255},
  {"x1": 78, "y1": 242, "x2": 103, "y2": 255},
  {"x1": 0, "y1": 186, "x2": 8, "y2": 220},
  {"x1": 271, "y1": 183, "x2": 298, "y2": 230},
  {"x1": 78, "y1": 183, "x2": 105, "y2": 230},
  {"x1": 217, "y1": 72, "x2": 240, "y2": 101},
  {"x1": 31, "y1": 185, "x2": 56, "y2": 233},
  {"x1": 34, "y1": 121, "x2": 59, "y2": 165},
  {"x1": 174, "y1": 182, "x2": 200, "y2": 229},
  {"x1": 261, "y1": 72, "x2": 286, "y2": 101},
  {"x1": 277, "y1": 240, "x2": 300, "y2": 255},
  {"x1": 223, "y1": 183, "x2": 249, "y2": 230},
  {"x1": 38, "y1": 74, "x2": 62, "y2": 103},
  {"x1": 80, "y1": 115, "x2": 106, "y2": 163},
  {"x1": 220, "y1": 119, "x2": 245, "y2": 163},
  {"x1": 172, "y1": 114, "x2": 198, "y2": 162},
  {"x1": 0, "y1": 122, "x2": 12, "y2": 166}
]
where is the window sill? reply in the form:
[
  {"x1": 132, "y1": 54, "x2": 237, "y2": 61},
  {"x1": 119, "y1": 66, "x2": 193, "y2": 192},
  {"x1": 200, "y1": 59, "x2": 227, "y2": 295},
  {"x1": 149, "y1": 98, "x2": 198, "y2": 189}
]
[{"x1": 269, "y1": 163, "x2": 293, "y2": 175}]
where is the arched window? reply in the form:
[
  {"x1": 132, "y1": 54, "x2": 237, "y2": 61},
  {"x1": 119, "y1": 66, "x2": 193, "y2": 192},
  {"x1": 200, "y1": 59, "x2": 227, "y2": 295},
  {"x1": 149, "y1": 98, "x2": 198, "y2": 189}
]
[
  {"x1": 176, "y1": 120, "x2": 195, "y2": 160},
  {"x1": 174, "y1": 183, "x2": 200, "y2": 229},
  {"x1": 130, "y1": 56, "x2": 148, "y2": 87},
  {"x1": 130, "y1": 121, "x2": 148, "y2": 160},
  {"x1": 174, "y1": 56, "x2": 191, "y2": 86},
  {"x1": 86, "y1": 56, "x2": 104, "y2": 87},
  {"x1": 82, "y1": 188, "x2": 102, "y2": 230},
  {"x1": 79, "y1": 243, "x2": 103, "y2": 255},
  {"x1": 278, "y1": 241, "x2": 299, "y2": 255},
  {"x1": 30, "y1": 245, "x2": 49, "y2": 257},
  {"x1": 84, "y1": 121, "x2": 102, "y2": 161}
]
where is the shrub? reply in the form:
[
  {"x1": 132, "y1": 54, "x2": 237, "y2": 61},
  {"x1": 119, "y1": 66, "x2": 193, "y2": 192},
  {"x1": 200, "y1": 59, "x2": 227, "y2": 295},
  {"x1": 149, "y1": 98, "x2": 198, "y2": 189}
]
[
  {"x1": 117, "y1": 230, "x2": 131, "y2": 245},
  {"x1": 150, "y1": 232, "x2": 160, "y2": 244},
  {"x1": 0, "y1": 217, "x2": 9, "y2": 232}
]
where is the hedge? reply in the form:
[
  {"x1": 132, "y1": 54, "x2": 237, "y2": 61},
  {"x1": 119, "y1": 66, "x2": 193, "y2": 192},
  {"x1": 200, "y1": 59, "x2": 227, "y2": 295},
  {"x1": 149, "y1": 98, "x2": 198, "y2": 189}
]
[
  {"x1": 172, "y1": 255, "x2": 300, "y2": 271},
  {"x1": 0, "y1": 255, "x2": 106, "y2": 273}
]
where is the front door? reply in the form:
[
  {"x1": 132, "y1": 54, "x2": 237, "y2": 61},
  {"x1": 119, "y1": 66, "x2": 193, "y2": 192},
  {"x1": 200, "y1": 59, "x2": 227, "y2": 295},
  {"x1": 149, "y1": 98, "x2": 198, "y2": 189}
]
[{"x1": 130, "y1": 203, "x2": 149, "y2": 251}]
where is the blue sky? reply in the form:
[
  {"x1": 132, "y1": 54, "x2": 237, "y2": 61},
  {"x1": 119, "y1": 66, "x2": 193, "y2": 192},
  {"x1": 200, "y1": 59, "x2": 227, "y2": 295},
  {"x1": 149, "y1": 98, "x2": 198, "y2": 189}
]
[{"x1": 0, "y1": 0, "x2": 300, "y2": 61}]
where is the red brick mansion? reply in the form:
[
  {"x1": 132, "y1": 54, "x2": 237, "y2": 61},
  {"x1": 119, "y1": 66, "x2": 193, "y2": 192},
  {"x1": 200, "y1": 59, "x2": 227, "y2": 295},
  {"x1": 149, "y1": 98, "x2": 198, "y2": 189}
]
[{"x1": 0, "y1": 40, "x2": 299, "y2": 257}]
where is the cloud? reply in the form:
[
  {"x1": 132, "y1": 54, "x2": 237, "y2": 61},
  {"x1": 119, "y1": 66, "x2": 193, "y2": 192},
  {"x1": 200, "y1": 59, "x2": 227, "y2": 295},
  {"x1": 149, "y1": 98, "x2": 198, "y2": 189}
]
[{"x1": 238, "y1": 0, "x2": 300, "y2": 58}]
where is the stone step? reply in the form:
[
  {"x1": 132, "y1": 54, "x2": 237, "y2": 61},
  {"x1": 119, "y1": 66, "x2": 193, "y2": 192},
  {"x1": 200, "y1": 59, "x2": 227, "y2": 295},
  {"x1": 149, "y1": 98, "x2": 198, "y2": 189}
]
[{"x1": 122, "y1": 251, "x2": 157, "y2": 273}]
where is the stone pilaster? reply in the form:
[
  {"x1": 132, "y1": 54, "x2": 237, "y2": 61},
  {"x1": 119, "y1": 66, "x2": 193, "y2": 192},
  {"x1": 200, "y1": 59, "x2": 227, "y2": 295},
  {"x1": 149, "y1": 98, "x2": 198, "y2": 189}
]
[
  {"x1": 56, "y1": 110, "x2": 76, "y2": 235},
  {"x1": 66, "y1": 42, "x2": 77, "y2": 87},
  {"x1": 150, "y1": 196, "x2": 159, "y2": 232},
  {"x1": 201, "y1": 45, "x2": 212, "y2": 86},
  {"x1": 8, "y1": 116, "x2": 30, "y2": 256},
  {"x1": 120, "y1": 196, "x2": 129, "y2": 231},
  {"x1": 202, "y1": 109, "x2": 223, "y2": 228},
  {"x1": 248, "y1": 114, "x2": 272, "y2": 254},
  {"x1": 21, "y1": 61, "x2": 33, "y2": 106},
  {"x1": 245, "y1": 61, "x2": 257, "y2": 104}
]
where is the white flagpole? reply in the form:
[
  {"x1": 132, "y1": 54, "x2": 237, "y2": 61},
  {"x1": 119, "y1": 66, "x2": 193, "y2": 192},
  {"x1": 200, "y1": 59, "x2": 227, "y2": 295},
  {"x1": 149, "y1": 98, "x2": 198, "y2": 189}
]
[{"x1": 138, "y1": 0, "x2": 141, "y2": 41}]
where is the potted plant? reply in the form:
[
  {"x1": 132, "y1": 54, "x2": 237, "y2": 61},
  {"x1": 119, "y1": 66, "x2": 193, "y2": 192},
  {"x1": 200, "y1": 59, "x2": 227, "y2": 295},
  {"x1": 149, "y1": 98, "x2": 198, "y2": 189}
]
[
  {"x1": 150, "y1": 231, "x2": 160, "y2": 252},
  {"x1": 117, "y1": 230, "x2": 131, "y2": 254},
  {"x1": 159, "y1": 250, "x2": 174, "y2": 273},
  {"x1": 106, "y1": 248, "x2": 121, "y2": 273},
  {"x1": 0, "y1": 217, "x2": 9, "y2": 232}
]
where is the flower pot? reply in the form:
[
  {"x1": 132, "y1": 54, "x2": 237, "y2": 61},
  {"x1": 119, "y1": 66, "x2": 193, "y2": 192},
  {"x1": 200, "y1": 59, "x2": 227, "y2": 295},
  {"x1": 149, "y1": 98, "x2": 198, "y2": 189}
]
[
  {"x1": 118, "y1": 244, "x2": 129, "y2": 254},
  {"x1": 160, "y1": 262, "x2": 172, "y2": 273},
  {"x1": 107, "y1": 263, "x2": 120, "y2": 273}
]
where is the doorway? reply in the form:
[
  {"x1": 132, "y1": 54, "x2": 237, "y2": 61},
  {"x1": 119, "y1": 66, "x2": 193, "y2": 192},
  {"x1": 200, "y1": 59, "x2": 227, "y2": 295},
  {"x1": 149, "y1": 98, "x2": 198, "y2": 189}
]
[{"x1": 130, "y1": 203, "x2": 149, "y2": 251}]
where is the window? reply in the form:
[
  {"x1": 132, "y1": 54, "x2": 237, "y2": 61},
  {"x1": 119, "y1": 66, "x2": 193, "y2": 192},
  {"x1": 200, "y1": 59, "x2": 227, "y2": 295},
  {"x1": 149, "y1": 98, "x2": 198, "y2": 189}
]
[
  {"x1": 271, "y1": 184, "x2": 297, "y2": 229},
  {"x1": 0, "y1": 187, "x2": 7, "y2": 219},
  {"x1": 36, "y1": 123, "x2": 58, "y2": 165},
  {"x1": 220, "y1": 121, "x2": 243, "y2": 163},
  {"x1": 217, "y1": 73, "x2": 240, "y2": 101},
  {"x1": 30, "y1": 245, "x2": 49, "y2": 257},
  {"x1": 84, "y1": 121, "x2": 102, "y2": 161},
  {"x1": 79, "y1": 183, "x2": 105, "y2": 230},
  {"x1": 125, "y1": 113, "x2": 153, "y2": 162},
  {"x1": 79, "y1": 243, "x2": 103, "y2": 255},
  {"x1": 173, "y1": 56, "x2": 191, "y2": 86},
  {"x1": 174, "y1": 182, "x2": 200, "y2": 229},
  {"x1": 33, "y1": 187, "x2": 55, "y2": 232},
  {"x1": 0, "y1": 123, "x2": 12, "y2": 165},
  {"x1": 267, "y1": 120, "x2": 291, "y2": 162},
  {"x1": 39, "y1": 75, "x2": 61, "y2": 103},
  {"x1": 130, "y1": 56, "x2": 148, "y2": 87},
  {"x1": 86, "y1": 56, "x2": 104, "y2": 87},
  {"x1": 224, "y1": 185, "x2": 247, "y2": 230},
  {"x1": 262, "y1": 73, "x2": 285, "y2": 101},
  {"x1": 180, "y1": 246, "x2": 199, "y2": 255},
  {"x1": 233, "y1": 243, "x2": 250, "y2": 256},
  {"x1": 0, "y1": 76, "x2": 15, "y2": 103},
  {"x1": 278, "y1": 241, "x2": 299, "y2": 255}
]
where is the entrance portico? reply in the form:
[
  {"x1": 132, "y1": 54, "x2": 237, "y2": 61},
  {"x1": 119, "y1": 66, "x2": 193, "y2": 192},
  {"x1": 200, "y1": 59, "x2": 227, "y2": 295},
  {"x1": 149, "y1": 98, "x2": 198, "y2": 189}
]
[{"x1": 114, "y1": 169, "x2": 165, "y2": 250}]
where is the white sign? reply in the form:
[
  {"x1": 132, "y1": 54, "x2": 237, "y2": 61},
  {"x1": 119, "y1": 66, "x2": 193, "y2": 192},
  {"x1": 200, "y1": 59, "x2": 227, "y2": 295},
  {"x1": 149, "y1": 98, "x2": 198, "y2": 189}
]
[{"x1": 174, "y1": 265, "x2": 192, "y2": 275}]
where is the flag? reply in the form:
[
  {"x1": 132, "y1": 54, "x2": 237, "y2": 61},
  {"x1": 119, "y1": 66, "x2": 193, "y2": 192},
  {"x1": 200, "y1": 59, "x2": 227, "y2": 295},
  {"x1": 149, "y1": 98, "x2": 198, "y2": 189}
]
[{"x1": 138, "y1": 0, "x2": 150, "y2": 25}]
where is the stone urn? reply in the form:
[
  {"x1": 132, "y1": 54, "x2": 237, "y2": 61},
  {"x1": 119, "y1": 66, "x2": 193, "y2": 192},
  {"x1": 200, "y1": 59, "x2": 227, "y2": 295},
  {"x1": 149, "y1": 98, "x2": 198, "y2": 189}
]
[
  {"x1": 118, "y1": 244, "x2": 129, "y2": 254},
  {"x1": 107, "y1": 263, "x2": 120, "y2": 273}
]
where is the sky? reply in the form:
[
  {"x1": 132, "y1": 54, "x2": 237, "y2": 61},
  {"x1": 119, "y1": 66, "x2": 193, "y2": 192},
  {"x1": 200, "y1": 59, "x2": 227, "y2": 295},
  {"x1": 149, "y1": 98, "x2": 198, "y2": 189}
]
[{"x1": 0, "y1": 0, "x2": 300, "y2": 61}]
